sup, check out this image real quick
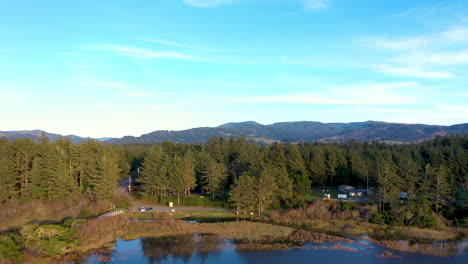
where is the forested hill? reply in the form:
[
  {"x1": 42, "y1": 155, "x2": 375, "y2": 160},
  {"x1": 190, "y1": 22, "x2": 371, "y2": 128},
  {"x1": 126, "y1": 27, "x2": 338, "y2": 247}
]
[
  {"x1": 0, "y1": 130, "x2": 109, "y2": 144},
  {"x1": 105, "y1": 121, "x2": 468, "y2": 144}
]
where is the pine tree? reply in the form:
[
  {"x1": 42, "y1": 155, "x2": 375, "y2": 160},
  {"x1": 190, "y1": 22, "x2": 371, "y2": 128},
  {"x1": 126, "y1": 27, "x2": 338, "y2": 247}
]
[
  {"x1": 202, "y1": 156, "x2": 227, "y2": 199},
  {"x1": 139, "y1": 146, "x2": 169, "y2": 196},
  {"x1": 11, "y1": 138, "x2": 36, "y2": 198},
  {"x1": 0, "y1": 139, "x2": 18, "y2": 202},
  {"x1": 89, "y1": 149, "x2": 121, "y2": 200},
  {"x1": 309, "y1": 147, "x2": 327, "y2": 188},
  {"x1": 228, "y1": 174, "x2": 257, "y2": 215},
  {"x1": 257, "y1": 168, "x2": 278, "y2": 213},
  {"x1": 286, "y1": 145, "x2": 311, "y2": 194}
]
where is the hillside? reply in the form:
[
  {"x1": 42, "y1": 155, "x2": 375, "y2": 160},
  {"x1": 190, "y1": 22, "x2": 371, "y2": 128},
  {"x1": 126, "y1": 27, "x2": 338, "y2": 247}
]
[
  {"x1": 104, "y1": 121, "x2": 468, "y2": 144},
  {"x1": 0, "y1": 130, "x2": 100, "y2": 144},
  {"x1": 2, "y1": 121, "x2": 466, "y2": 144}
]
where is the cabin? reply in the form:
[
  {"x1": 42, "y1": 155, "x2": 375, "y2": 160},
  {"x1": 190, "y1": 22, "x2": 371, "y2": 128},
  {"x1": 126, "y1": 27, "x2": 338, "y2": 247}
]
[
  {"x1": 344, "y1": 188, "x2": 369, "y2": 197},
  {"x1": 339, "y1": 185, "x2": 354, "y2": 192},
  {"x1": 337, "y1": 194, "x2": 347, "y2": 199}
]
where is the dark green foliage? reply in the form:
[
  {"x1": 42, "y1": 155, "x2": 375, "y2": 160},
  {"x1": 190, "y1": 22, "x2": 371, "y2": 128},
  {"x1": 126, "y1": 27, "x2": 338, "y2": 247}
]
[
  {"x1": 0, "y1": 137, "x2": 128, "y2": 202},
  {"x1": 0, "y1": 234, "x2": 24, "y2": 264}
]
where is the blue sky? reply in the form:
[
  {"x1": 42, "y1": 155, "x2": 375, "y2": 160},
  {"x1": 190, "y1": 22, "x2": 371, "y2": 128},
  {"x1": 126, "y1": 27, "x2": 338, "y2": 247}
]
[{"x1": 0, "y1": 0, "x2": 467, "y2": 137}]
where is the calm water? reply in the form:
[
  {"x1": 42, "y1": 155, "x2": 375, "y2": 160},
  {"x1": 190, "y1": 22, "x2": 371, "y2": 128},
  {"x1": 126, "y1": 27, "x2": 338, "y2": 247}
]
[{"x1": 82, "y1": 234, "x2": 468, "y2": 264}]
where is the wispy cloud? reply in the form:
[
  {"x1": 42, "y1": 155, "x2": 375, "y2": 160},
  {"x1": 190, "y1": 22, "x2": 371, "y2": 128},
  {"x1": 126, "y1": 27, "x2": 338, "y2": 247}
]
[
  {"x1": 183, "y1": 0, "x2": 232, "y2": 8},
  {"x1": 303, "y1": 0, "x2": 331, "y2": 11},
  {"x1": 124, "y1": 92, "x2": 159, "y2": 98},
  {"x1": 142, "y1": 38, "x2": 190, "y2": 49},
  {"x1": 366, "y1": 26, "x2": 468, "y2": 78},
  {"x1": 215, "y1": 81, "x2": 268, "y2": 89},
  {"x1": 233, "y1": 82, "x2": 418, "y2": 105},
  {"x1": 371, "y1": 64, "x2": 455, "y2": 79},
  {"x1": 183, "y1": 0, "x2": 332, "y2": 10},
  {"x1": 90, "y1": 81, "x2": 130, "y2": 89},
  {"x1": 436, "y1": 104, "x2": 468, "y2": 112},
  {"x1": 393, "y1": 50, "x2": 468, "y2": 65},
  {"x1": 370, "y1": 26, "x2": 468, "y2": 51},
  {"x1": 82, "y1": 45, "x2": 197, "y2": 60}
]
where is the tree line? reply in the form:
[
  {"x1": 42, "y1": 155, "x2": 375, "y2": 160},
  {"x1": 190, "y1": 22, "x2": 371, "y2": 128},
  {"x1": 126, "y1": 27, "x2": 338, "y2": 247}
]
[
  {"x1": 1, "y1": 134, "x2": 466, "y2": 225},
  {"x1": 0, "y1": 135, "x2": 128, "y2": 202},
  {"x1": 133, "y1": 135, "x2": 467, "y2": 219}
]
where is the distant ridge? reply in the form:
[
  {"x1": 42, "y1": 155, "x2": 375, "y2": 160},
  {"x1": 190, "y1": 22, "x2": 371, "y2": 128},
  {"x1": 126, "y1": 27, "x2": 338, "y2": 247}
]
[
  {"x1": 104, "y1": 121, "x2": 468, "y2": 144},
  {"x1": 0, "y1": 130, "x2": 99, "y2": 144},
  {"x1": 2, "y1": 121, "x2": 467, "y2": 145}
]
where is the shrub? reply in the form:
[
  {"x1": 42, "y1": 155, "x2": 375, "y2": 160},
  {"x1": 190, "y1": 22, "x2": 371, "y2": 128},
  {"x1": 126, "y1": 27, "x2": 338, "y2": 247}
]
[{"x1": 0, "y1": 234, "x2": 23, "y2": 264}]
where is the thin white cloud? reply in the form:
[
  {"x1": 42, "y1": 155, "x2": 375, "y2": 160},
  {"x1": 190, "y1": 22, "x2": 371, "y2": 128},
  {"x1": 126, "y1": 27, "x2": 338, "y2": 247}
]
[
  {"x1": 183, "y1": 0, "x2": 332, "y2": 10},
  {"x1": 436, "y1": 104, "x2": 468, "y2": 112},
  {"x1": 373, "y1": 37, "x2": 429, "y2": 50},
  {"x1": 215, "y1": 81, "x2": 268, "y2": 89},
  {"x1": 233, "y1": 82, "x2": 418, "y2": 105},
  {"x1": 90, "y1": 81, "x2": 130, "y2": 89},
  {"x1": 370, "y1": 26, "x2": 468, "y2": 51},
  {"x1": 82, "y1": 45, "x2": 197, "y2": 60},
  {"x1": 183, "y1": 0, "x2": 232, "y2": 8},
  {"x1": 394, "y1": 50, "x2": 468, "y2": 65},
  {"x1": 142, "y1": 38, "x2": 189, "y2": 48},
  {"x1": 372, "y1": 64, "x2": 455, "y2": 79},
  {"x1": 124, "y1": 92, "x2": 159, "y2": 98},
  {"x1": 303, "y1": 0, "x2": 331, "y2": 10}
]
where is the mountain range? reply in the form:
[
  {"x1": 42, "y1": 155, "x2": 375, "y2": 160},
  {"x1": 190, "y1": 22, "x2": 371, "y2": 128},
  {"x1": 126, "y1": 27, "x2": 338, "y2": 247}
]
[
  {"x1": 0, "y1": 130, "x2": 110, "y2": 144},
  {"x1": 2, "y1": 121, "x2": 467, "y2": 145},
  {"x1": 106, "y1": 121, "x2": 468, "y2": 144}
]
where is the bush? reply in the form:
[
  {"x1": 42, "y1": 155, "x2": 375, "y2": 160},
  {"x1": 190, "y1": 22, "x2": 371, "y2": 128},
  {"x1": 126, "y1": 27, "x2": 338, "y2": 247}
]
[
  {"x1": 78, "y1": 208, "x2": 91, "y2": 218},
  {"x1": 372, "y1": 213, "x2": 385, "y2": 224},
  {"x1": 0, "y1": 234, "x2": 23, "y2": 264}
]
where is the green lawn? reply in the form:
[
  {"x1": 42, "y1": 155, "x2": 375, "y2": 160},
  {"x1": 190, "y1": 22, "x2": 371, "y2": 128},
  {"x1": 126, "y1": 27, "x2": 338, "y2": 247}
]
[{"x1": 303, "y1": 190, "x2": 341, "y2": 200}]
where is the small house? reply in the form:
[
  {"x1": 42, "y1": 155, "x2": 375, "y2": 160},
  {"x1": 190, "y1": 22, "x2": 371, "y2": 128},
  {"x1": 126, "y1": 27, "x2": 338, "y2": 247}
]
[
  {"x1": 338, "y1": 194, "x2": 347, "y2": 199},
  {"x1": 339, "y1": 185, "x2": 354, "y2": 192},
  {"x1": 323, "y1": 193, "x2": 331, "y2": 200},
  {"x1": 344, "y1": 189, "x2": 368, "y2": 197}
]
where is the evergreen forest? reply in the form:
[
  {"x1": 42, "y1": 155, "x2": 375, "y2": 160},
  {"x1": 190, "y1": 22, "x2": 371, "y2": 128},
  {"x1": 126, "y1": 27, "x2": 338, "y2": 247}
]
[{"x1": 0, "y1": 134, "x2": 467, "y2": 228}]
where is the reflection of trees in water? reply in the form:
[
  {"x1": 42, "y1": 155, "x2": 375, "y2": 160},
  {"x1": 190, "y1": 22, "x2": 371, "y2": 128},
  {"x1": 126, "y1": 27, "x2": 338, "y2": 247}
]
[
  {"x1": 196, "y1": 234, "x2": 224, "y2": 263},
  {"x1": 140, "y1": 235, "x2": 196, "y2": 264},
  {"x1": 93, "y1": 247, "x2": 116, "y2": 264},
  {"x1": 411, "y1": 240, "x2": 461, "y2": 256},
  {"x1": 140, "y1": 234, "x2": 226, "y2": 264}
]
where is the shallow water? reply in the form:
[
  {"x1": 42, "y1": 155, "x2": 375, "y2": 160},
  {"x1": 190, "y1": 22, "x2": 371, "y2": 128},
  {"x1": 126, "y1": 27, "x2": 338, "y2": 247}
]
[{"x1": 81, "y1": 234, "x2": 467, "y2": 264}]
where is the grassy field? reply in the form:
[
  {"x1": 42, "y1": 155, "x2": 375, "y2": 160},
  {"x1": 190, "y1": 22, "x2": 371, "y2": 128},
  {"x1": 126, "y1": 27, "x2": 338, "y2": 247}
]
[
  {"x1": 172, "y1": 209, "x2": 237, "y2": 219},
  {"x1": 303, "y1": 190, "x2": 340, "y2": 200},
  {"x1": 125, "y1": 209, "x2": 237, "y2": 220}
]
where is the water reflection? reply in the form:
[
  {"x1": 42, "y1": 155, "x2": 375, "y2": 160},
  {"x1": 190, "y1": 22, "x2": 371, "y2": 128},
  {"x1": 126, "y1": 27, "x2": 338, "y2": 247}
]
[
  {"x1": 141, "y1": 235, "x2": 195, "y2": 263},
  {"x1": 82, "y1": 234, "x2": 467, "y2": 264}
]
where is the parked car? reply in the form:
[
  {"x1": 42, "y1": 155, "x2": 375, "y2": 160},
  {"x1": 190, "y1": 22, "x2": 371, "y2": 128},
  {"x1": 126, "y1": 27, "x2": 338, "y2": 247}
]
[
  {"x1": 145, "y1": 207, "x2": 153, "y2": 212},
  {"x1": 138, "y1": 207, "x2": 146, "y2": 212}
]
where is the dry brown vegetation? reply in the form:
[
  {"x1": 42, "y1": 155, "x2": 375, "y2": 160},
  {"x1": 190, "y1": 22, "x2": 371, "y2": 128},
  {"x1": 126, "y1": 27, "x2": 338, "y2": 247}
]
[
  {"x1": 71, "y1": 217, "x2": 295, "y2": 254},
  {"x1": 378, "y1": 250, "x2": 401, "y2": 259},
  {"x1": 287, "y1": 229, "x2": 353, "y2": 244},
  {"x1": 0, "y1": 196, "x2": 86, "y2": 231},
  {"x1": 362, "y1": 236, "x2": 463, "y2": 257}
]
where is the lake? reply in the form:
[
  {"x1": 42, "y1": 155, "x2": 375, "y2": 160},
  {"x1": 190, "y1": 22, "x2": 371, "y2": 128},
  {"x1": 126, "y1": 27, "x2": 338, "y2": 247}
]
[{"x1": 82, "y1": 233, "x2": 467, "y2": 264}]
